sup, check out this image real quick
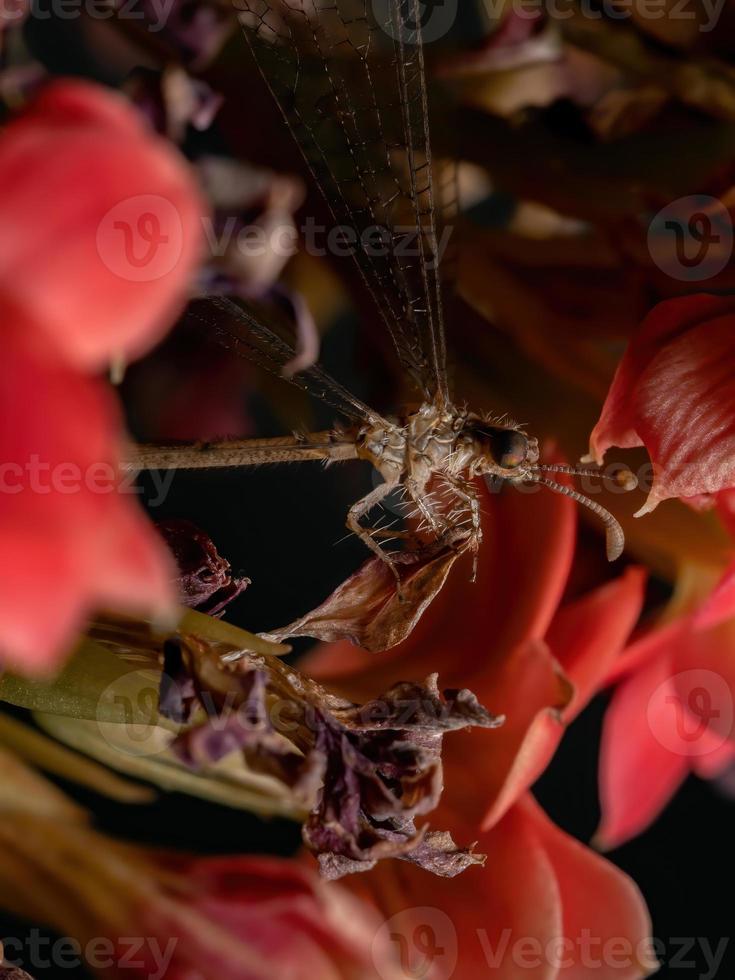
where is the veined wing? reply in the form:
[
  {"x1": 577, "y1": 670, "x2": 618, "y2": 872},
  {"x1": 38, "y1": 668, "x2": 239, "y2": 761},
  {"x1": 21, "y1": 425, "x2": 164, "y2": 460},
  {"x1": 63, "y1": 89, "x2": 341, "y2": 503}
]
[
  {"x1": 185, "y1": 295, "x2": 389, "y2": 426},
  {"x1": 236, "y1": 0, "x2": 451, "y2": 404}
]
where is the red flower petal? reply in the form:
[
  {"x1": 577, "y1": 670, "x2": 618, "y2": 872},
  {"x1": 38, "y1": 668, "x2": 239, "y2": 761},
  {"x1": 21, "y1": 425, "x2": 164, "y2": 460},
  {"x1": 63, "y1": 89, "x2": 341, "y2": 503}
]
[
  {"x1": 0, "y1": 80, "x2": 204, "y2": 371},
  {"x1": 480, "y1": 567, "x2": 646, "y2": 830},
  {"x1": 451, "y1": 638, "x2": 573, "y2": 829},
  {"x1": 589, "y1": 294, "x2": 735, "y2": 514},
  {"x1": 360, "y1": 800, "x2": 564, "y2": 980},
  {"x1": 0, "y1": 337, "x2": 174, "y2": 673},
  {"x1": 353, "y1": 796, "x2": 652, "y2": 980},
  {"x1": 524, "y1": 795, "x2": 655, "y2": 979},
  {"x1": 163, "y1": 856, "x2": 395, "y2": 979},
  {"x1": 597, "y1": 653, "x2": 689, "y2": 849},
  {"x1": 695, "y1": 558, "x2": 735, "y2": 629},
  {"x1": 547, "y1": 567, "x2": 646, "y2": 718}
]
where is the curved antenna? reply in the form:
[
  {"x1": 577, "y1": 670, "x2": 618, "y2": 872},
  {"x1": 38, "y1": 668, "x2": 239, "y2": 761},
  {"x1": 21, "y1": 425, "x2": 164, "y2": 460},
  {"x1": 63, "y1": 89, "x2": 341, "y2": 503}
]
[
  {"x1": 531, "y1": 463, "x2": 638, "y2": 491},
  {"x1": 527, "y1": 476, "x2": 625, "y2": 562}
]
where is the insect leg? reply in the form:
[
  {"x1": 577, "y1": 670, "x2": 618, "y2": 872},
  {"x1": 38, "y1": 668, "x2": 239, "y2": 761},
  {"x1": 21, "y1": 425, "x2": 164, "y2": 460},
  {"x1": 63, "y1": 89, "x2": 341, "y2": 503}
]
[
  {"x1": 346, "y1": 481, "x2": 402, "y2": 584},
  {"x1": 441, "y1": 476, "x2": 482, "y2": 581},
  {"x1": 405, "y1": 476, "x2": 446, "y2": 536}
]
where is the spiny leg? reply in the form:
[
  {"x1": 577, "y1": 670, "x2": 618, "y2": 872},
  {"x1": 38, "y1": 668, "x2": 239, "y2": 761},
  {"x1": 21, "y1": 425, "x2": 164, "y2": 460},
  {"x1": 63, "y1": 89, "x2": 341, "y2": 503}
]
[
  {"x1": 346, "y1": 481, "x2": 402, "y2": 584},
  {"x1": 441, "y1": 476, "x2": 482, "y2": 580},
  {"x1": 405, "y1": 476, "x2": 447, "y2": 537}
]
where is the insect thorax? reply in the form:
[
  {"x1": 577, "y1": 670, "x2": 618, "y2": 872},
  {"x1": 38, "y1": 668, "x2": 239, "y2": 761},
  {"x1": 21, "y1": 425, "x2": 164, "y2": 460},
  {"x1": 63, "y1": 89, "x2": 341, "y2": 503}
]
[{"x1": 354, "y1": 403, "x2": 538, "y2": 485}]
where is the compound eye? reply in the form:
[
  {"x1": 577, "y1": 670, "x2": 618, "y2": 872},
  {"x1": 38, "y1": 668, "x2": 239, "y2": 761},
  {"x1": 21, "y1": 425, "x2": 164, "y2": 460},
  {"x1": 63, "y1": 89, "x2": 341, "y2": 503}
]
[{"x1": 489, "y1": 429, "x2": 528, "y2": 469}]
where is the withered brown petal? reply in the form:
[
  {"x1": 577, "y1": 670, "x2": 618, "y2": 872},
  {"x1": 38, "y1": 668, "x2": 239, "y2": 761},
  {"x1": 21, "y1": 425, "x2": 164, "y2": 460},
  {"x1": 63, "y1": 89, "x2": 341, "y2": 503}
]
[
  {"x1": 263, "y1": 546, "x2": 461, "y2": 652},
  {"x1": 405, "y1": 830, "x2": 487, "y2": 877}
]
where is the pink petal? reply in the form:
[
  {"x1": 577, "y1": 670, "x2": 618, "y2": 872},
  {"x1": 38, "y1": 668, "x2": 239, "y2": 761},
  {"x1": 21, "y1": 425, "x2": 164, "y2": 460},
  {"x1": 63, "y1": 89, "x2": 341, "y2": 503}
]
[
  {"x1": 668, "y1": 617, "x2": 735, "y2": 744},
  {"x1": 691, "y1": 737, "x2": 735, "y2": 779}
]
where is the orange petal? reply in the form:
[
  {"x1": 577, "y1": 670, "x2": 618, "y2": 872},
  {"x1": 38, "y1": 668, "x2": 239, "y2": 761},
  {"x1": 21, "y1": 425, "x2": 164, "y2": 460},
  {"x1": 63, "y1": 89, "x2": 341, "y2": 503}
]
[{"x1": 356, "y1": 801, "x2": 563, "y2": 980}]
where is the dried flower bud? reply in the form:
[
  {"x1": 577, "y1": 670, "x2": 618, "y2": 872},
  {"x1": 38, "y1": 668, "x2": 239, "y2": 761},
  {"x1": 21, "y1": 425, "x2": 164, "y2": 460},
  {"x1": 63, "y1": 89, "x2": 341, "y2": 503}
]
[{"x1": 156, "y1": 518, "x2": 249, "y2": 616}]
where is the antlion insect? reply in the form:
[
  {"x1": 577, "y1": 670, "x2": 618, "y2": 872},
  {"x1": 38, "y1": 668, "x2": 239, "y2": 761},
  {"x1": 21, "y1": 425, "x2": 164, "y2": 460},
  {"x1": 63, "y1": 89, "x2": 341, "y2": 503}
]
[{"x1": 127, "y1": 0, "x2": 637, "y2": 587}]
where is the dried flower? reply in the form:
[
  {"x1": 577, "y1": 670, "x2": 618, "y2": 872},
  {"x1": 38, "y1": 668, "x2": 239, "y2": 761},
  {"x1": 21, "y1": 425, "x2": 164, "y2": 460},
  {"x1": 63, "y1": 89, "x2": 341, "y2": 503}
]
[{"x1": 159, "y1": 633, "x2": 502, "y2": 878}]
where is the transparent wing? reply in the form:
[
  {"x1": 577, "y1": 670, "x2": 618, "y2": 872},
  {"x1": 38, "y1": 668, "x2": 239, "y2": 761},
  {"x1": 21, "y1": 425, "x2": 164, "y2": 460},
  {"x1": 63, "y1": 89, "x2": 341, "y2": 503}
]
[
  {"x1": 236, "y1": 0, "x2": 451, "y2": 404},
  {"x1": 185, "y1": 295, "x2": 388, "y2": 426}
]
